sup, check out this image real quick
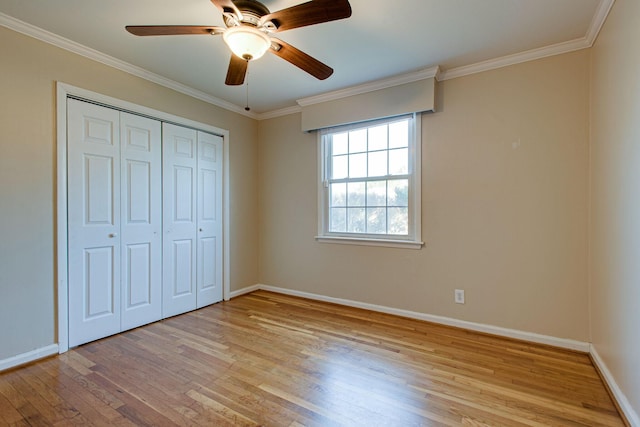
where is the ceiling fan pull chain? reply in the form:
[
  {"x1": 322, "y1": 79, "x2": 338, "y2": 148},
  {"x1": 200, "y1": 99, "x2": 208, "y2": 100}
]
[{"x1": 245, "y1": 65, "x2": 251, "y2": 111}]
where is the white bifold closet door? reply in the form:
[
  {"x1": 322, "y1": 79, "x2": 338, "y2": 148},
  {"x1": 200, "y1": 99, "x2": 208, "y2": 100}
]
[
  {"x1": 67, "y1": 99, "x2": 162, "y2": 347},
  {"x1": 162, "y1": 123, "x2": 223, "y2": 318},
  {"x1": 120, "y1": 112, "x2": 162, "y2": 330}
]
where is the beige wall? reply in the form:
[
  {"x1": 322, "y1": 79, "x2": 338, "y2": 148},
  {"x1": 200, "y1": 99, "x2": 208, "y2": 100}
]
[
  {"x1": 3, "y1": 6, "x2": 639, "y2": 417},
  {"x1": 0, "y1": 27, "x2": 259, "y2": 360},
  {"x1": 258, "y1": 50, "x2": 591, "y2": 342},
  {"x1": 590, "y1": 0, "x2": 640, "y2": 417}
]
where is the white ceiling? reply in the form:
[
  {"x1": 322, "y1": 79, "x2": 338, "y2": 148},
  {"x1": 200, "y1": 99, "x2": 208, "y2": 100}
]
[{"x1": 0, "y1": 0, "x2": 612, "y2": 116}]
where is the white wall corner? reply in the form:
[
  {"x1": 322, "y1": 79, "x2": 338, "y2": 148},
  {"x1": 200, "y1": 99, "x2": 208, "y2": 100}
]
[
  {"x1": 590, "y1": 345, "x2": 640, "y2": 427},
  {"x1": 0, "y1": 344, "x2": 59, "y2": 372}
]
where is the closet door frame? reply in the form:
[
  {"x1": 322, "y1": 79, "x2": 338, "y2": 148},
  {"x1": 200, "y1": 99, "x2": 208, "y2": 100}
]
[{"x1": 56, "y1": 82, "x2": 230, "y2": 353}]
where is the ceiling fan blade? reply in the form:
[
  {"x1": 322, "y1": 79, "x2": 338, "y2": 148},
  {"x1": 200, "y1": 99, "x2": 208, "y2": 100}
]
[
  {"x1": 210, "y1": 0, "x2": 243, "y2": 20},
  {"x1": 126, "y1": 25, "x2": 224, "y2": 36},
  {"x1": 226, "y1": 55, "x2": 248, "y2": 85},
  {"x1": 259, "y1": 0, "x2": 351, "y2": 33},
  {"x1": 270, "y1": 38, "x2": 333, "y2": 80}
]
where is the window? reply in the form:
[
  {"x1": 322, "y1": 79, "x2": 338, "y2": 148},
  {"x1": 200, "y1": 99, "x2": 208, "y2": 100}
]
[{"x1": 317, "y1": 114, "x2": 423, "y2": 249}]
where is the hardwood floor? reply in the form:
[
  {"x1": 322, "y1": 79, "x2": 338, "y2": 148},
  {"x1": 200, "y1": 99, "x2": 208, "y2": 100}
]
[{"x1": 0, "y1": 290, "x2": 625, "y2": 426}]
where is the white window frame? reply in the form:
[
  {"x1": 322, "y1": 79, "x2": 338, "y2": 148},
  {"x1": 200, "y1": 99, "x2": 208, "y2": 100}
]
[{"x1": 316, "y1": 114, "x2": 423, "y2": 249}]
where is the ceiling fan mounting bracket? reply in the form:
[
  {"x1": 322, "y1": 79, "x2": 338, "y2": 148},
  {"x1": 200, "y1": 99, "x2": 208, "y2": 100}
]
[
  {"x1": 222, "y1": 13, "x2": 240, "y2": 27},
  {"x1": 262, "y1": 21, "x2": 277, "y2": 32},
  {"x1": 270, "y1": 41, "x2": 282, "y2": 52}
]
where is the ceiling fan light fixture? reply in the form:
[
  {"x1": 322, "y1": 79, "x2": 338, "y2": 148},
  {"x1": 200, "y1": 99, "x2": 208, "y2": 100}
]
[{"x1": 223, "y1": 26, "x2": 270, "y2": 61}]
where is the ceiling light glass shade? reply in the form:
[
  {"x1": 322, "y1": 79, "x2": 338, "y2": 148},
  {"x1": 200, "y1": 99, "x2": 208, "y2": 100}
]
[{"x1": 223, "y1": 26, "x2": 271, "y2": 61}]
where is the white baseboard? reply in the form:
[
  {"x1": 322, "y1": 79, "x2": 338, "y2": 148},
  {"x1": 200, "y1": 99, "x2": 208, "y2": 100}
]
[
  {"x1": 231, "y1": 284, "x2": 590, "y2": 352},
  {"x1": 590, "y1": 345, "x2": 639, "y2": 427},
  {"x1": 229, "y1": 284, "x2": 262, "y2": 299},
  {"x1": 0, "y1": 344, "x2": 59, "y2": 372}
]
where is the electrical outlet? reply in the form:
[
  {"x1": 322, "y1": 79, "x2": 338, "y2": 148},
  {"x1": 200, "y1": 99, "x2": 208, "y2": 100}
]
[{"x1": 454, "y1": 289, "x2": 465, "y2": 304}]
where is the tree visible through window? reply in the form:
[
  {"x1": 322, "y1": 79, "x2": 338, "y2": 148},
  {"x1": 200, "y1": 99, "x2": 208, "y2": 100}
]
[{"x1": 318, "y1": 114, "x2": 422, "y2": 247}]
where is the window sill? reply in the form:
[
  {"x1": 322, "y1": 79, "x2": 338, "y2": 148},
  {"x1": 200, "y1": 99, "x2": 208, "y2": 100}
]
[{"x1": 315, "y1": 235, "x2": 424, "y2": 250}]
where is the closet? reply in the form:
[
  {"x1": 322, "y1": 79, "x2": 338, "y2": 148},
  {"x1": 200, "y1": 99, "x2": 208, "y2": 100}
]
[{"x1": 66, "y1": 98, "x2": 223, "y2": 347}]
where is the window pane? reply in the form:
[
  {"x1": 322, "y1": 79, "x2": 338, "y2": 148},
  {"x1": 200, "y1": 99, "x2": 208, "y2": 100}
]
[
  {"x1": 368, "y1": 125, "x2": 387, "y2": 151},
  {"x1": 349, "y1": 129, "x2": 367, "y2": 153},
  {"x1": 330, "y1": 183, "x2": 346, "y2": 207},
  {"x1": 366, "y1": 181, "x2": 387, "y2": 206},
  {"x1": 388, "y1": 207, "x2": 408, "y2": 235},
  {"x1": 389, "y1": 148, "x2": 408, "y2": 175},
  {"x1": 389, "y1": 120, "x2": 409, "y2": 148},
  {"x1": 332, "y1": 132, "x2": 348, "y2": 155},
  {"x1": 321, "y1": 115, "x2": 418, "y2": 241},
  {"x1": 347, "y1": 182, "x2": 365, "y2": 207},
  {"x1": 347, "y1": 208, "x2": 366, "y2": 233},
  {"x1": 368, "y1": 150, "x2": 387, "y2": 177},
  {"x1": 388, "y1": 179, "x2": 408, "y2": 207},
  {"x1": 367, "y1": 208, "x2": 387, "y2": 234},
  {"x1": 330, "y1": 208, "x2": 346, "y2": 232},
  {"x1": 332, "y1": 155, "x2": 348, "y2": 179},
  {"x1": 349, "y1": 153, "x2": 367, "y2": 178}
]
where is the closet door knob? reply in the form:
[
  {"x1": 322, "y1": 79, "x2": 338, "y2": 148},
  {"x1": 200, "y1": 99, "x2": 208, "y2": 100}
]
[{"x1": 108, "y1": 233, "x2": 118, "y2": 238}]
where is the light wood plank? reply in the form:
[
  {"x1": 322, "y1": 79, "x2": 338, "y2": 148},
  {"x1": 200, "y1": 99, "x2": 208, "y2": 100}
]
[{"x1": 0, "y1": 290, "x2": 625, "y2": 426}]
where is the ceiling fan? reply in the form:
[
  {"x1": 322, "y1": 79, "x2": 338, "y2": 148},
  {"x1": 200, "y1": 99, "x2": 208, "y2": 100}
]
[{"x1": 126, "y1": 0, "x2": 352, "y2": 86}]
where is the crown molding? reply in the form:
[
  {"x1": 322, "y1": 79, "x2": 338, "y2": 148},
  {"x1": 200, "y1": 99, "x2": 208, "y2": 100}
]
[
  {"x1": 438, "y1": 0, "x2": 614, "y2": 82},
  {"x1": 256, "y1": 105, "x2": 302, "y2": 120},
  {"x1": 586, "y1": 0, "x2": 615, "y2": 45},
  {"x1": 2, "y1": 0, "x2": 615, "y2": 119},
  {"x1": 0, "y1": 13, "x2": 256, "y2": 119},
  {"x1": 438, "y1": 37, "x2": 590, "y2": 81},
  {"x1": 296, "y1": 66, "x2": 441, "y2": 108},
  {"x1": 265, "y1": 0, "x2": 613, "y2": 116}
]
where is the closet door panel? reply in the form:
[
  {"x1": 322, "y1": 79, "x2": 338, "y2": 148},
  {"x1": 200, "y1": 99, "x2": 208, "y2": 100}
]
[
  {"x1": 120, "y1": 112, "x2": 162, "y2": 330},
  {"x1": 68, "y1": 99, "x2": 121, "y2": 347},
  {"x1": 162, "y1": 123, "x2": 198, "y2": 317},
  {"x1": 196, "y1": 131, "x2": 224, "y2": 307}
]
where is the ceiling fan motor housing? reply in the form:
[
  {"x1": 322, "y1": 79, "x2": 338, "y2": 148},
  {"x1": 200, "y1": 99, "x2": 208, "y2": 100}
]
[{"x1": 224, "y1": 0, "x2": 271, "y2": 28}]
